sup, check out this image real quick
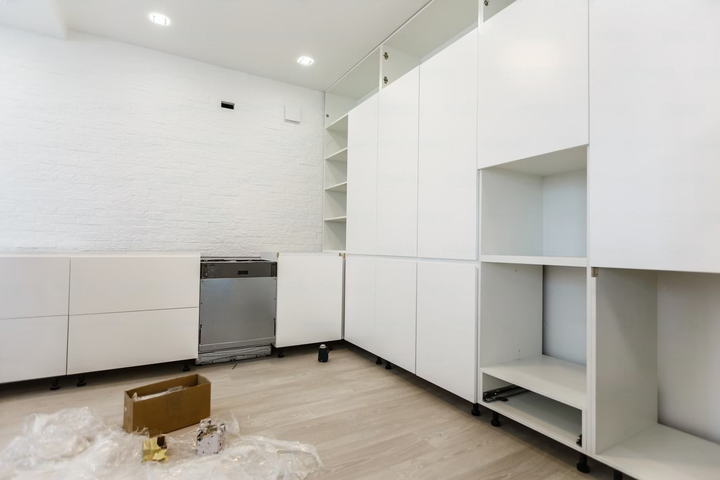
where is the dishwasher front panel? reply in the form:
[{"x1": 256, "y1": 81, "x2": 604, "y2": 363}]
[{"x1": 199, "y1": 276, "x2": 276, "y2": 352}]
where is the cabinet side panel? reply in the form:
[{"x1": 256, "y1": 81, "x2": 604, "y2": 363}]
[{"x1": 344, "y1": 256, "x2": 377, "y2": 354}]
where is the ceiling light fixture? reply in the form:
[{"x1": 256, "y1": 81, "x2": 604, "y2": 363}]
[
  {"x1": 149, "y1": 13, "x2": 171, "y2": 26},
  {"x1": 297, "y1": 56, "x2": 314, "y2": 66}
]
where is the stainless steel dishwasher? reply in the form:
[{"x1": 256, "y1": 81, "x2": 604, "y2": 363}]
[{"x1": 197, "y1": 258, "x2": 277, "y2": 365}]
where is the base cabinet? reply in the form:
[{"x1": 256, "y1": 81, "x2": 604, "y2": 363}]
[{"x1": 0, "y1": 316, "x2": 68, "y2": 384}]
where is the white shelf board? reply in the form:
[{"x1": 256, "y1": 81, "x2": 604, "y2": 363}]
[
  {"x1": 326, "y1": 114, "x2": 348, "y2": 133},
  {"x1": 483, "y1": 392, "x2": 582, "y2": 451},
  {"x1": 324, "y1": 216, "x2": 347, "y2": 222},
  {"x1": 598, "y1": 424, "x2": 720, "y2": 480},
  {"x1": 480, "y1": 255, "x2": 587, "y2": 268},
  {"x1": 325, "y1": 147, "x2": 348, "y2": 163},
  {"x1": 325, "y1": 181, "x2": 348, "y2": 193},
  {"x1": 482, "y1": 355, "x2": 587, "y2": 409}
]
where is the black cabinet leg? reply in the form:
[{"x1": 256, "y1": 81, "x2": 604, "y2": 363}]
[
  {"x1": 576, "y1": 453, "x2": 590, "y2": 474},
  {"x1": 491, "y1": 411, "x2": 501, "y2": 427},
  {"x1": 50, "y1": 377, "x2": 60, "y2": 391},
  {"x1": 471, "y1": 403, "x2": 481, "y2": 417},
  {"x1": 277, "y1": 349, "x2": 284, "y2": 358},
  {"x1": 183, "y1": 361, "x2": 191, "y2": 372},
  {"x1": 613, "y1": 470, "x2": 623, "y2": 480},
  {"x1": 375, "y1": 356, "x2": 383, "y2": 365},
  {"x1": 77, "y1": 374, "x2": 86, "y2": 387},
  {"x1": 385, "y1": 361, "x2": 392, "y2": 370}
]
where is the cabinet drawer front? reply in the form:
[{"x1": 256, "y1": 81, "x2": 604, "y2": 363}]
[
  {"x1": 0, "y1": 316, "x2": 68, "y2": 383},
  {"x1": 69, "y1": 255, "x2": 200, "y2": 315},
  {"x1": 67, "y1": 308, "x2": 199, "y2": 374},
  {"x1": 0, "y1": 257, "x2": 70, "y2": 320}
]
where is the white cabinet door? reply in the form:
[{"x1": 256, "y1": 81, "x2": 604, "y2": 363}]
[
  {"x1": 69, "y1": 254, "x2": 200, "y2": 315},
  {"x1": 418, "y1": 29, "x2": 478, "y2": 261},
  {"x1": 67, "y1": 308, "x2": 199, "y2": 374},
  {"x1": 477, "y1": 0, "x2": 589, "y2": 168},
  {"x1": 375, "y1": 259, "x2": 417, "y2": 373},
  {"x1": 347, "y1": 95, "x2": 379, "y2": 255},
  {"x1": 275, "y1": 253, "x2": 343, "y2": 348},
  {"x1": 416, "y1": 262, "x2": 477, "y2": 402},
  {"x1": 344, "y1": 255, "x2": 377, "y2": 354},
  {"x1": 0, "y1": 257, "x2": 69, "y2": 320},
  {"x1": 589, "y1": 1, "x2": 720, "y2": 273},
  {"x1": 0, "y1": 316, "x2": 68, "y2": 383},
  {"x1": 377, "y1": 68, "x2": 420, "y2": 257}
]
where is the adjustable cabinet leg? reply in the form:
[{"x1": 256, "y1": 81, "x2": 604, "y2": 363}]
[
  {"x1": 491, "y1": 411, "x2": 501, "y2": 427},
  {"x1": 77, "y1": 374, "x2": 86, "y2": 387},
  {"x1": 50, "y1": 377, "x2": 60, "y2": 391},
  {"x1": 385, "y1": 361, "x2": 392, "y2": 370},
  {"x1": 183, "y1": 361, "x2": 191, "y2": 372},
  {"x1": 375, "y1": 356, "x2": 383, "y2": 365},
  {"x1": 613, "y1": 470, "x2": 623, "y2": 480},
  {"x1": 471, "y1": 403, "x2": 481, "y2": 417},
  {"x1": 277, "y1": 349, "x2": 284, "y2": 358},
  {"x1": 576, "y1": 453, "x2": 590, "y2": 474}
]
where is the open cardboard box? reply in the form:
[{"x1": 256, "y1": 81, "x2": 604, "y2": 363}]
[{"x1": 123, "y1": 374, "x2": 211, "y2": 436}]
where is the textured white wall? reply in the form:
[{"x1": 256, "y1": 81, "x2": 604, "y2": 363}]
[{"x1": 0, "y1": 27, "x2": 325, "y2": 255}]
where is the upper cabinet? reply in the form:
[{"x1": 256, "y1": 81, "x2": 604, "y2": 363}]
[
  {"x1": 588, "y1": 0, "x2": 720, "y2": 273},
  {"x1": 418, "y1": 29, "x2": 478, "y2": 261},
  {"x1": 346, "y1": 94, "x2": 379, "y2": 255},
  {"x1": 376, "y1": 67, "x2": 420, "y2": 257},
  {"x1": 477, "y1": 0, "x2": 589, "y2": 169}
]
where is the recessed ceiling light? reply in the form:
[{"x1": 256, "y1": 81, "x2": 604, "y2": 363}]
[
  {"x1": 149, "y1": 13, "x2": 171, "y2": 26},
  {"x1": 297, "y1": 56, "x2": 314, "y2": 66}
]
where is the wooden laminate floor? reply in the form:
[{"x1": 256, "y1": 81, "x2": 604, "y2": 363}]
[{"x1": 0, "y1": 343, "x2": 615, "y2": 479}]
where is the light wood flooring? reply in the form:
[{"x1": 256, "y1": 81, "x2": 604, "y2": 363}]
[{"x1": 0, "y1": 343, "x2": 616, "y2": 479}]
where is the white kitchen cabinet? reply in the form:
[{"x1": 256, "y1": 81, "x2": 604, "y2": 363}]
[
  {"x1": 344, "y1": 255, "x2": 377, "y2": 354},
  {"x1": 0, "y1": 256, "x2": 69, "y2": 320},
  {"x1": 375, "y1": 258, "x2": 417, "y2": 373},
  {"x1": 416, "y1": 262, "x2": 477, "y2": 402},
  {"x1": 588, "y1": 0, "x2": 720, "y2": 274},
  {"x1": 67, "y1": 308, "x2": 199, "y2": 375},
  {"x1": 0, "y1": 316, "x2": 68, "y2": 383},
  {"x1": 274, "y1": 253, "x2": 344, "y2": 348},
  {"x1": 69, "y1": 254, "x2": 200, "y2": 315},
  {"x1": 346, "y1": 94, "x2": 379, "y2": 255},
  {"x1": 477, "y1": 0, "x2": 588, "y2": 168},
  {"x1": 377, "y1": 67, "x2": 419, "y2": 257},
  {"x1": 418, "y1": 29, "x2": 478, "y2": 261}
]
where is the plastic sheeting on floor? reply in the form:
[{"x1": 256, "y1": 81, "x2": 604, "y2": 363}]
[{"x1": 0, "y1": 407, "x2": 323, "y2": 480}]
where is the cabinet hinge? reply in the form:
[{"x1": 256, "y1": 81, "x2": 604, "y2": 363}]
[{"x1": 592, "y1": 267, "x2": 599, "y2": 278}]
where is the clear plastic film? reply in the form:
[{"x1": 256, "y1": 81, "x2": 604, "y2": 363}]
[{"x1": 0, "y1": 407, "x2": 323, "y2": 480}]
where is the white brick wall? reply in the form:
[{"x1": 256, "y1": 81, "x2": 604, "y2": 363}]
[{"x1": 0, "y1": 27, "x2": 325, "y2": 255}]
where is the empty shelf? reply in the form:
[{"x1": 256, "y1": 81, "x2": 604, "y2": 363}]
[
  {"x1": 325, "y1": 147, "x2": 348, "y2": 163},
  {"x1": 482, "y1": 355, "x2": 586, "y2": 409},
  {"x1": 598, "y1": 424, "x2": 720, "y2": 480},
  {"x1": 326, "y1": 114, "x2": 348, "y2": 133},
  {"x1": 483, "y1": 391, "x2": 582, "y2": 451},
  {"x1": 325, "y1": 182, "x2": 348, "y2": 193},
  {"x1": 324, "y1": 216, "x2": 347, "y2": 222},
  {"x1": 480, "y1": 255, "x2": 587, "y2": 268}
]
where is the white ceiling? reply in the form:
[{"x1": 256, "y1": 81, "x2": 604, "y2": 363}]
[{"x1": 0, "y1": 0, "x2": 432, "y2": 91}]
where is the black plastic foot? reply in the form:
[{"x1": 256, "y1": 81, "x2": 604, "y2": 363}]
[
  {"x1": 576, "y1": 453, "x2": 590, "y2": 474},
  {"x1": 50, "y1": 377, "x2": 60, "y2": 391},
  {"x1": 375, "y1": 356, "x2": 383, "y2": 365},
  {"x1": 491, "y1": 411, "x2": 501, "y2": 427},
  {"x1": 278, "y1": 349, "x2": 284, "y2": 358},
  {"x1": 385, "y1": 361, "x2": 392, "y2": 370},
  {"x1": 183, "y1": 361, "x2": 191, "y2": 372},
  {"x1": 77, "y1": 374, "x2": 86, "y2": 387},
  {"x1": 613, "y1": 470, "x2": 623, "y2": 480},
  {"x1": 471, "y1": 403, "x2": 481, "y2": 417}
]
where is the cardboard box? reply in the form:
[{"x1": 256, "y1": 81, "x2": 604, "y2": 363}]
[{"x1": 123, "y1": 374, "x2": 211, "y2": 436}]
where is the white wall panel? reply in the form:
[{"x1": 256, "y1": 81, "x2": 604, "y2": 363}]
[
  {"x1": 477, "y1": 0, "x2": 588, "y2": 168},
  {"x1": 418, "y1": 30, "x2": 478, "y2": 260},
  {"x1": 67, "y1": 308, "x2": 199, "y2": 374},
  {"x1": 417, "y1": 262, "x2": 476, "y2": 401},
  {"x1": 275, "y1": 253, "x2": 343, "y2": 348},
  {"x1": 0, "y1": 316, "x2": 68, "y2": 383},
  {"x1": 346, "y1": 94, "x2": 379, "y2": 255},
  {"x1": 377, "y1": 68, "x2": 419, "y2": 257}
]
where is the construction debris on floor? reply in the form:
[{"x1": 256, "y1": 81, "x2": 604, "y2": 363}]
[{"x1": 0, "y1": 407, "x2": 323, "y2": 479}]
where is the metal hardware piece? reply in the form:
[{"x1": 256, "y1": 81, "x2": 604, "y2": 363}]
[
  {"x1": 483, "y1": 384, "x2": 529, "y2": 403},
  {"x1": 383, "y1": 52, "x2": 389, "y2": 60},
  {"x1": 383, "y1": 76, "x2": 388, "y2": 85},
  {"x1": 592, "y1": 267, "x2": 600, "y2": 277}
]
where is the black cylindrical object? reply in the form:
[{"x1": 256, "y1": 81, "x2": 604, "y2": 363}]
[{"x1": 318, "y1": 344, "x2": 329, "y2": 363}]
